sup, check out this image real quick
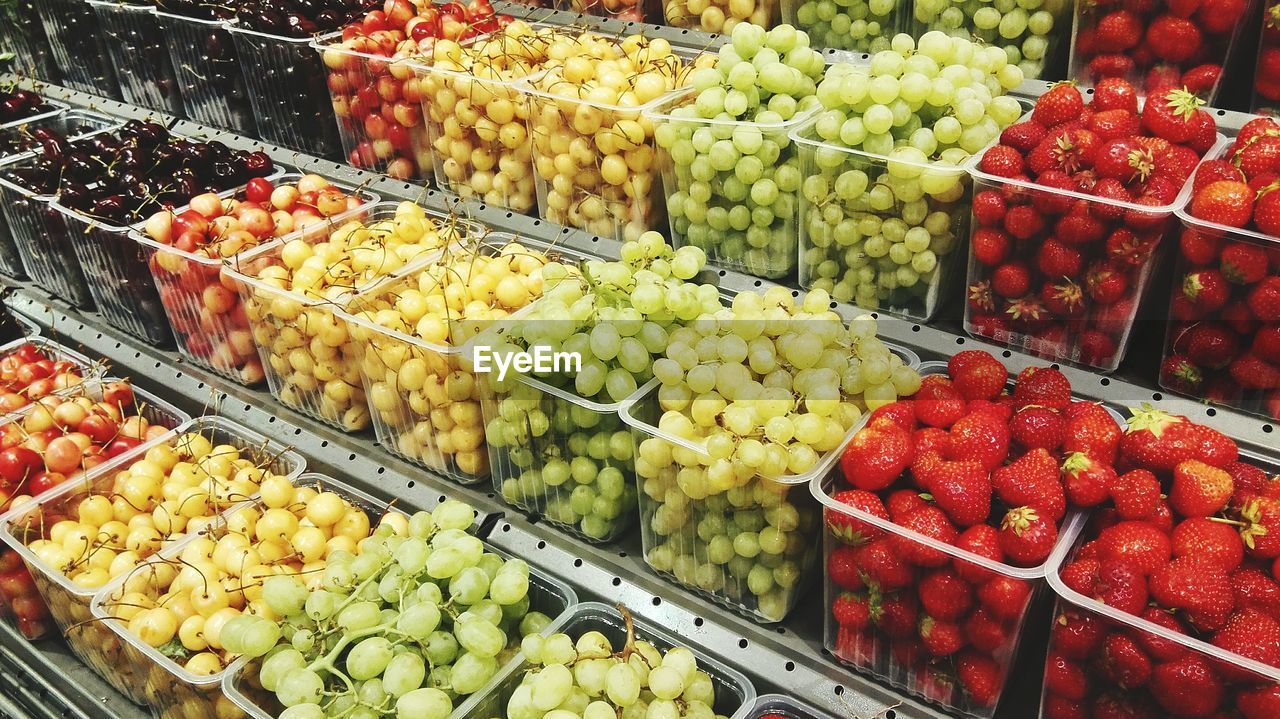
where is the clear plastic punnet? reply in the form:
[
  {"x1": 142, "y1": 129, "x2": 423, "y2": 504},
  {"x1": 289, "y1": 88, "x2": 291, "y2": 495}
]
[
  {"x1": 130, "y1": 173, "x2": 380, "y2": 385},
  {"x1": 656, "y1": 0, "x2": 780, "y2": 32},
  {"x1": 620, "y1": 339, "x2": 921, "y2": 623},
  {"x1": 0, "y1": 336, "x2": 106, "y2": 416},
  {"x1": 781, "y1": 0, "x2": 908, "y2": 54},
  {"x1": 152, "y1": 10, "x2": 256, "y2": 134},
  {"x1": 745, "y1": 693, "x2": 845, "y2": 719},
  {"x1": 965, "y1": 124, "x2": 1225, "y2": 373},
  {"x1": 226, "y1": 22, "x2": 344, "y2": 159},
  {"x1": 0, "y1": 110, "x2": 121, "y2": 280},
  {"x1": 0, "y1": 0, "x2": 62, "y2": 82},
  {"x1": 34, "y1": 0, "x2": 122, "y2": 99},
  {"x1": 912, "y1": 0, "x2": 1071, "y2": 80},
  {"x1": 88, "y1": 1, "x2": 186, "y2": 117},
  {"x1": 225, "y1": 201, "x2": 483, "y2": 433},
  {"x1": 0, "y1": 151, "x2": 95, "y2": 308},
  {"x1": 451, "y1": 602, "x2": 757, "y2": 719},
  {"x1": 650, "y1": 101, "x2": 817, "y2": 280},
  {"x1": 791, "y1": 115, "x2": 972, "y2": 322}
]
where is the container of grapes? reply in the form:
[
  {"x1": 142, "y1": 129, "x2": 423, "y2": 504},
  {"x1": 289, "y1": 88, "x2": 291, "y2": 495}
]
[
  {"x1": 225, "y1": 201, "x2": 480, "y2": 433},
  {"x1": 410, "y1": 21, "x2": 564, "y2": 213},
  {"x1": 452, "y1": 602, "x2": 757, "y2": 719},
  {"x1": 620, "y1": 290, "x2": 923, "y2": 622},
  {"x1": 337, "y1": 233, "x2": 589, "y2": 484},
  {"x1": 517, "y1": 33, "x2": 710, "y2": 242},
  {"x1": 657, "y1": 0, "x2": 781, "y2": 34},
  {"x1": 219, "y1": 493, "x2": 580, "y2": 719},
  {"x1": 782, "y1": 0, "x2": 909, "y2": 54},
  {"x1": 0, "y1": 413, "x2": 299, "y2": 699},
  {"x1": 912, "y1": 0, "x2": 1072, "y2": 80}
]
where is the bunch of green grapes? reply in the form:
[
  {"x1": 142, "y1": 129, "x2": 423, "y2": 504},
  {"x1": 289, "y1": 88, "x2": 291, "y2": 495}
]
[
  {"x1": 656, "y1": 23, "x2": 825, "y2": 280},
  {"x1": 797, "y1": 32, "x2": 1024, "y2": 319},
  {"x1": 913, "y1": 0, "x2": 1069, "y2": 79},
  {"x1": 481, "y1": 232, "x2": 719, "y2": 543},
  {"x1": 792, "y1": 0, "x2": 903, "y2": 54},
  {"x1": 637, "y1": 287, "x2": 921, "y2": 620},
  {"x1": 221, "y1": 500, "x2": 552, "y2": 719}
]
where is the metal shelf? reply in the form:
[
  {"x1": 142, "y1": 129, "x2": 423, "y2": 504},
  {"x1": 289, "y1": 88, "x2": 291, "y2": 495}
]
[{"x1": 0, "y1": 617, "x2": 147, "y2": 719}]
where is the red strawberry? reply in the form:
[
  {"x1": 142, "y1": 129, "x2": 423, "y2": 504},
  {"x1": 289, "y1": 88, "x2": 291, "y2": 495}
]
[
  {"x1": 968, "y1": 283, "x2": 997, "y2": 315},
  {"x1": 1109, "y1": 468, "x2": 1162, "y2": 520},
  {"x1": 1009, "y1": 406, "x2": 1065, "y2": 451},
  {"x1": 1149, "y1": 555, "x2": 1235, "y2": 631},
  {"x1": 919, "y1": 616, "x2": 964, "y2": 656},
  {"x1": 1041, "y1": 280, "x2": 1086, "y2": 318},
  {"x1": 855, "y1": 539, "x2": 914, "y2": 590},
  {"x1": 1121, "y1": 406, "x2": 1238, "y2": 471},
  {"x1": 1239, "y1": 497, "x2": 1280, "y2": 559},
  {"x1": 1192, "y1": 160, "x2": 1246, "y2": 194},
  {"x1": 1102, "y1": 633, "x2": 1153, "y2": 686},
  {"x1": 919, "y1": 569, "x2": 974, "y2": 622},
  {"x1": 1106, "y1": 227, "x2": 1158, "y2": 267},
  {"x1": 1236, "y1": 116, "x2": 1280, "y2": 148},
  {"x1": 1146, "y1": 17, "x2": 1203, "y2": 64},
  {"x1": 1062, "y1": 451, "x2": 1116, "y2": 507},
  {"x1": 956, "y1": 651, "x2": 1002, "y2": 707},
  {"x1": 1088, "y1": 54, "x2": 1136, "y2": 83},
  {"x1": 1192, "y1": 180, "x2": 1253, "y2": 227},
  {"x1": 993, "y1": 448, "x2": 1067, "y2": 520},
  {"x1": 1229, "y1": 354, "x2": 1280, "y2": 389},
  {"x1": 892, "y1": 507, "x2": 958, "y2": 567},
  {"x1": 955, "y1": 523, "x2": 1003, "y2": 580},
  {"x1": 1160, "y1": 354, "x2": 1204, "y2": 395},
  {"x1": 1095, "y1": 559, "x2": 1151, "y2": 615},
  {"x1": 1194, "y1": 0, "x2": 1247, "y2": 33},
  {"x1": 1037, "y1": 239, "x2": 1084, "y2": 278},
  {"x1": 1181, "y1": 269, "x2": 1229, "y2": 311},
  {"x1": 1092, "y1": 77, "x2": 1140, "y2": 113},
  {"x1": 1256, "y1": 185, "x2": 1280, "y2": 238},
  {"x1": 1173, "y1": 517, "x2": 1244, "y2": 570},
  {"x1": 1181, "y1": 324, "x2": 1241, "y2": 369},
  {"x1": 869, "y1": 401, "x2": 916, "y2": 430},
  {"x1": 972, "y1": 228, "x2": 1011, "y2": 266},
  {"x1": 827, "y1": 544, "x2": 864, "y2": 590},
  {"x1": 963, "y1": 606, "x2": 1009, "y2": 653},
  {"x1": 831, "y1": 592, "x2": 873, "y2": 629},
  {"x1": 877, "y1": 592, "x2": 919, "y2": 636},
  {"x1": 998, "y1": 506, "x2": 1058, "y2": 566},
  {"x1": 1223, "y1": 460, "x2": 1270, "y2": 498},
  {"x1": 1236, "y1": 135, "x2": 1280, "y2": 178},
  {"x1": 1210, "y1": 608, "x2": 1280, "y2": 679},
  {"x1": 1150, "y1": 655, "x2": 1224, "y2": 718},
  {"x1": 1051, "y1": 611, "x2": 1106, "y2": 659},
  {"x1": 1095, "y1": 137, "x2": 1155, "y2": 184},
  {"x1": 1254, "y1": 325, "x2": 1280, "y2": 363},
  {"x1": 1183, "y1": 110, "x2": 1219, "y2": 156},
  {"x1": 1135, "y1": 606, "x2": 1192, "y2": 661},
  {"x1": 972, "y1": 190, "x2": 1007, "y2": 227},
  {"x1": 1034, "y1": 169, "x2": 1080, "y2": 215},
  {"x1": 1063, "y1": 402, "x2": 1123, "y2": 464},
  {"x1": 930, "y1": 459, "x2": 993, "y2": 527},
  {"x1": 1079, "y1": 330, "x2": 1119, "y2": 367},
  {"x1": 948, "y1": 350, "x2": 1008, "y2": 401},
  {"x1": 915, "y1": 376, "x2": 967, "y2": 429},
  {"x1": 1093, "y1": 10, "x2": 1143, "y2": 51},
  {"x1": 841, "y1": 417, "x2": 913, "y2": 491},
  {"x1": 1004, "y1": 205, "x2": 1047, "y2": 240},
  {"x1": 1096, "y1": 521, "x2": 1172, "y2": 575},
  {"x1": 1000, "y1": 121, "x2": 1047, "y2": 153},
  {"x1": 991, "y1": 262, "x2": 1032, "y2": 298},
  {"x1": 978, "y1": 574, "x2": 1032, "y2": 619},
  {"x1": 979, "y1": 144, "x2": 1025, "y2": 178},
  {"x1": 1249, "y1": 277, "x2": 1280, "y2": 321},
  {"x1": 1063, "y1": 560, "x2": 1100, "y2": 594},
  {"x1": 1088, "y1": 109, "x2": 1141, "y2": 142},
  {"x1": 947, "y1": 412, "x2": 1010, "y2": 472},
  {"x1": 1170, "y1": 459, "x2": 1234, "y2": 517},
  {"x1": 1179, "y1": 227, "x2": 1224, "y2": 265},
  {"x1": 1239, "y1": 686, "x2": 1280, "y2": 719},
  {"x1": 1086, "y1": 263, "x2": 1130, "y2": 304},
  {"x1": 1013, "y1": 366, "x2": 1072, "y2": 411},
  {"x1": 1231, "y1": 567, "x2": 1280, "y2": 617},
  {"x1": 969, "y1": 313, "x2": 1009, "y2": 340},
  {"x1": 1055, "y1": 203, "x2": 1107, "y2": 244},
  {"x1": 827, "y1": 489, "x2": 891, "y2": 546},
  {"x1": 1044, "y1": 653, "x2": 1088, "y2": 700},
  {"x1": 913, "y1": 427, "x2": 953, "y2": 459},
  {"x1": 1033, "y1": 83, "x2": 1087, "y2": 128}
]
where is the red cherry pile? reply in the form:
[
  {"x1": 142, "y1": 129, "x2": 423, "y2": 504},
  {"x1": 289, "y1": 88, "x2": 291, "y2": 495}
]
[
  {"x1": 969, "y1": 81, "x2": 1218, "y2": 370},
  {"x1": 141, "y1": 174, "x2": 367, "y2": 384},
  {"x1": 825, "y1": 350, "x2": 1124, "y2": 712},
  {"x1": 323, "y1": 0, "x2": 509, "y2": 180},
  {"x1": 1163, "y1": 116, "x2": 1280, "y2": 416},
  {"x1": 0, "y1": 89, "x2": 55, "y2": 126},
  {"x1": 0, "y1": 342, "x2": 93, "y2": 415},
  {"x1": 1072, "y1": 0, "x2": 1247, "y2": 98},
  {"x1": 1044, "y1": 408, "x2": 1280, "y2": 719}
]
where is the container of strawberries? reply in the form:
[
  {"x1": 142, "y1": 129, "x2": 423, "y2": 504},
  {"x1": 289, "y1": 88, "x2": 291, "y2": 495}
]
[
  {"x1": 1160, "y1": 116, "x2": 1280, "y2": 419},
  {"x1": 1068, "y1": 0, "x2": 1252, "y2": 102},
  {"x1": 1254, "y1": 0, "x2": 1280, "y2": 115},
  {"x1": 965, "y1": 80, "x2": 1222, "y2": 372},
  {"x1": 1040, "y1": 407, "x2": 1280, "y2": 719},
  {"x1": 811, "y1": 350, "x2": 1125, "y2": 718}
]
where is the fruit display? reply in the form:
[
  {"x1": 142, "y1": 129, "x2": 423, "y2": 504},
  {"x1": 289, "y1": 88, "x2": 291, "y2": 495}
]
[
  {"x1": 524, "y1": 31, "x2": 711, "y2": 242},
  {"x1": 415, "y1": 21, "x2": 561, "y2": 213},
  {"x1": 1162, "y1": 116, "x2": 1280, "y2": 419},
  {"x1": 45, "y1": 121, "x2": 278, "y2": 345},
  {"x1": 796, "y1": 32, "x2": 1025, "y2": 320},
  {"x1": 0, "y1": 109, "x2": 119, "y2": 280},
  {"x1": 152, "y1": 1, "x2": 256, "y2": 134},
  {"x1": 342, "y1": 234, "x2": 568, "y2": 482},
  {"x1": 1041, "y1": 408, "x2": 1280, "y2": 719},
  {"x1": 483, "y1": 233, "x2": 713, "y2": 544},
  {"x1": 0, "y1": 88, "x2": 62, "y2": 128},
  {"x1": 816, "y1": 352, "x2": 1125, "y2": 716},
  {"x1": 661, "y1": 0, "x2": 778, "y2": 34},
  {"x1": 134, "y1": 173, "x2": 378, "y2": 385},
  {"x1": 911, "y1": 0, "x2": 1070, "y2": 80},
  {"x1": 0, "y1": 1, "x2": 61, "y2": 83},
  {"x1": 228, "y1": 201, "x2": 478, "y2": 433},
  {"x1": 318, "y1": 0, "x2": 511, "y2": 181},
  {"x1": 31, "y1": 0, "x2": 121, "y2": 100},
  {"x1": 784, "y1": 0, "x2": 904, "y2": 54},
  {"x1": 88, "y1": 0, "x2": 185, "y2": 117},
  {"x1": 0, "y1": 338, "x2": 99, "y2": 416},
  {"x1": 89, "y1": 471, "x2": 392, "y2": 718},
  {"x1": 557, "y1": 0, "x2": 652, "y2": 22},
  {"x1": 228, "y1": 1, "x2": 377, "y2": 159},
  {"x1": 627, "y1": 287, "x2": 921, "y2": 621},
  {"x1": 747, "y1": 694, "x2": 839, "y2": 719},
  {"x1": 967, "y1": 81, "x2": 1220, "y2": 371},
  {"x1": 459, "y1": 602, "x2": 754, "y2": 719},
  {"x1": 653, "y1": 23, "x2": 825, "y2": 279},
  {"x1": 221, "y1": 498, "x2": 577, "y2": 719},
  {"x1": 0, "y1": 378, "x2": 190, "y2": 641},
  {"x1": 1256, "y1": 0, "x2": 1280, "y2": 115},
  {"x1": 1069, "y1": 0, "x2": 1248, "y2": 101}
]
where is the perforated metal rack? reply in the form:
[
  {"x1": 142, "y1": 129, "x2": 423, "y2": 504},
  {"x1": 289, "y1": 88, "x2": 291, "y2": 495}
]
[{"x1": 0, "y1": 20, "x2": 1275, "y2": 719}]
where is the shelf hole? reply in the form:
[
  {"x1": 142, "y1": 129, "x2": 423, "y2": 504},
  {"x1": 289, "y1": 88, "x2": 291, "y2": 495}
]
[
  {"x1": 1152, "y1": 392, "x2": 1163, "y2": 401},
  {"x1": 651, "y1": 597, "x2": 662, "y2": 606},
  {"x1": 1100, "y1": 378, "x2": 1111, "y2": 386},
  {"x1": 834, "y1": 686, "x2": 845, "y2": 696},
  {"x1": 1001, "y1": 350, "x2": 1012, "y2": 358},
  {"x1": 693, "y1": 617, "x2": 704, "y2": 627},
  {"x1": 573, "y1": 559, "x2": 583, "y2": 567},
  {"x1": 537, "y1": 540, "x2": 546, "y2": 549},
  {"x1": 1206, "y1": 407, "x2": 1217, "y2": 416},
  {"x1": 611, "y1": 577, "x2": 621, "y2": 586},
  {"x1": 1264, "y1": 425, "x2": 1274, "y2": 433},
  {"x1": 501, "y1": 523, "x2": 511, "y2": 532},
  {"x1": 737, "y1": 639, "x2": 748, "y2": 649},
  {"x1": 784, "y1": 661, "x2": 795, "y2": 672},
  {"x1": 376, "y1": 467, "x2": 386, "y2": 475},
  {"x1": 320, "y1": 440, "x2": 328, "y2": 447},
  {"x1": 955, "y1": 337, "x2": 965, "y2": 344},
  {"x1": 407, "y1": 481, "x2": 415, "y2": 488},
  {"x1": 911, "y1": 325, "x2": 920, "y2": 332}
]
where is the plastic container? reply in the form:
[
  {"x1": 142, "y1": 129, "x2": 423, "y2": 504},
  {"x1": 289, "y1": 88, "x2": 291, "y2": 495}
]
[
  {"x1": 792, "y1": 117, "x2": 970, "y2": 322},
  {"x1": 34, "y1": 0, "x2": 122, "y2": 99},
  {"x1": 0, "y1": 379, "x2": 192, "y2": 642},
  {"x1": 964, "y1": 131, "x2": 1224, "y2": 373},
  {"x1": 746, "y1": 694, "x2": 844, "y2": 719},
  {"x1": 782, "y1": 0, "x2": 907, "y2": 54},
  {"x1": 224, "y1": 522, "x2": 580, "y2": 719},
  {"x1": 152, "y1": 9, "x2": 256, "y2": 134},
  {"x1": 0, "y1": 99, "x2": 68, "y2": 131},
  {"x1": 656, "y1": 0, "x2": 779, "y2": 32},
  {"x1": 88, "y1": 1, "x2": 185, "y2": 116},
  {"x1": 130, "y1": 173, "x2": 380, "y2": 385},
  {"x1": 10, "y1": 312, "x2": 40, "y2": 338},
  {"x1": 0, "y1": 0, "x2": 62, "y2": 82},
  {"x1": 226, "y1": 22, "x2": 343, "y2": 159},
  {"x1": 912, "y1": 0, "x2": 1070, "y2": 80},
  {"x1": 553, "y1": 0, "x2": 655, "y2": 22},
  {"x1": 0, "y1": 336, "x2": 104, "y2": 414},
  {"x1": 652, "y1": 102, "x2": 815, "y2": 280},
  {"x1": 226, "y1": 201, "x2": 480, "y2": 433},
  {"x1": 485, "y1": 375, "x2": 650, "y2": 544},
  {"x1": 0, "y1": 152, "x2": 95, "y2": 308},
  {"x1": 619, "y1": 341, "x2": 921, "y2": 623},
  {"x1": 313, "y1": 32, "x2": 432, "y2": 181},
  {"x1": 452, "y1": 601, "x2": 757, "y2": 719},
  {"x1": 0, "y1": 110, "x2": 121, "y2": 280},
  {"x1": 520, "y1": 60, "x2": 697, "y2": 242},
  {"x1": 340, "y1": 233, "x2": 583, "y2": 484}
]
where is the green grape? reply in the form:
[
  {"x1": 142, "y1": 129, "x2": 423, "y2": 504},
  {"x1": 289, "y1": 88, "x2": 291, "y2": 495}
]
[
  {"x1": 277, "y1": 669, "x2": 325, "y2": 707},
  {"x1": 450, "y1": 652, "x2": 498, "y2": 694},
  {"x1": 396, "y1": 688, "x2": 453, "y2": 719}
]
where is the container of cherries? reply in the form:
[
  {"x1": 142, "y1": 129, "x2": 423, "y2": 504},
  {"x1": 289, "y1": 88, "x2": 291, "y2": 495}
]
[{"x1": 152, "y1": 0, "x2": 256, "y2": 134}]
